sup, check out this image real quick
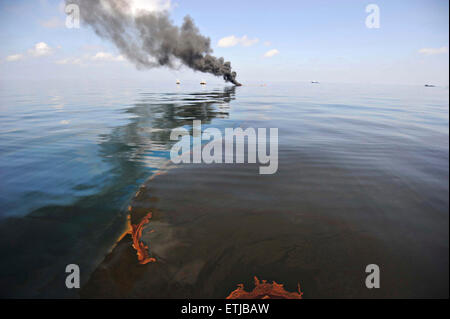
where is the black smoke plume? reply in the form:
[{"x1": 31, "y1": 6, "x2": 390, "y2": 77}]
[{"x1": 66, "y1": 0, "x2": 242, "y2": 86}]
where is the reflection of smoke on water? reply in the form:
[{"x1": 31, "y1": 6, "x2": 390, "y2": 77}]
[
  {"x1": 0, "y1": 87, "x2": 235, "y2": 298},
  {"x1": 102, "y1": 87, "x2": 235, "y2": 169}
]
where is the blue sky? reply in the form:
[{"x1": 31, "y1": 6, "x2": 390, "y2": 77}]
[{"x1": 0, "y1": 0, "x2": 448, "y2": 85}]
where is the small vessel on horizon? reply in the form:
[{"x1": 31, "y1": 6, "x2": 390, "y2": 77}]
[
  {"x1": 200, "y1": 80, "x2": 207, "y2": 85},
  {"x1": 176, "y1": 79, "x2": 181, "y2": 85},
  {"x1": 311, "y1": 81, "x2": 320, "y2": 84},
  {"x1": 424, "y1": 84, "x2": 436, "y2": 87}
]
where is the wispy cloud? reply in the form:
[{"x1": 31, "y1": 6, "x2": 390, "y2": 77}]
[
  {"x1": 5, "y1": 42, "x2": 55, "y2": 62},
  {"x1": 55, "y1": 52, "x2": 126, "y2": 66},
  {"x1": 91, "y1": 52, "x2": 125, "y2": 62},
  {"x1": 3, "y1": 43, "x2": 56, "y2": 63},
  {"x1": 5, "y1": 54, "x2": 24, "y2": 62},
  {"x1": 418, "y1": 46, "x2": 449, "y2": 55},
  {"x1": 264, "y1": 49, "x2": 280, "y2": 58},
  {"x1": 218, "y1": 35, "x2": 259, "y2": 48},
  {"x1": 28, "y1": 42, "x2": 53, "y2": 57}
]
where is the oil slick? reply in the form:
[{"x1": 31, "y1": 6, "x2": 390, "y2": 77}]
[
  {"x1": 131, "y1": 211, "x2": 156, "y2": 264},
  {"x1": 227, "y1": 276, "x2": 303, "y2": 299}
]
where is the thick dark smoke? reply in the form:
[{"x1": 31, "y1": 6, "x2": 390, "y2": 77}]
[{"x1": 66, "y1": 0, "x2": 242, "y2": 86}]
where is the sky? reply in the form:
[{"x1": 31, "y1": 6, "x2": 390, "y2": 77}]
[{"x1": 0, "y1": 0, "x2": 448, "y2": 86}]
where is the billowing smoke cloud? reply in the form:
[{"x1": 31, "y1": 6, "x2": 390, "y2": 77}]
[{"x1": 66, "y1": 0, "x2": 242, "y2": 86}]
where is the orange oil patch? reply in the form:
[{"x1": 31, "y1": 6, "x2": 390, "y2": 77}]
[
  {"x1": 116, "y1": 170, "x2": 169, "y2": 265},
  {"x1": 226, "y1": 276, "x2": 303, "y2": 299},
  {"x1": 131, "y1": 212, "x2": 156, "y2": 264}
]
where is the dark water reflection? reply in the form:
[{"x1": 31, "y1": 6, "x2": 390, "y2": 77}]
[{"x1": 0, "y1": 85, "x2": 236, "y2": 297}]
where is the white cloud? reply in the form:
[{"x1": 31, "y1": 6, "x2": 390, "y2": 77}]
[
  {"x1": 3, "y1": 43, "x2": 54, "y2": 62},
  {"x1": 264, "y1": 49, "x2": 280, "y2": 58},
  {"x1": 418, "y1": 46, "x2": 449, "y2": 55},
  {"x1": 5, "y1": 54, "x2": 24, "y2": 62},
  {"x1": 218, "y1": 36, "x2": 239, "y2": 48},
  {"x1": 218, "y1": 35, "x2": 259, "y2": 48},
  {"x1": 40, "y1": 17, "x2": 64, "y2": 28},
  {"x1": 264, "y1": 41, "x2": 272, "y2": 47},
  {"x1": 28, "y1": 42, "x2": 53, "y2": 57},
  {"x1": 92, "y1": 52, "x2": 125, "y2": 62},
  {"x1": 55, "y1": 52, "x2": 125, "y2": 66}
]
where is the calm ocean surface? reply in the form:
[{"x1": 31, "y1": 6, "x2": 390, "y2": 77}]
[{"x1": 0, "y1": 80, "x2": 448, "y2": 298}]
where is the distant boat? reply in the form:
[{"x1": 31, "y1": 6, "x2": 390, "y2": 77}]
[
  {"x1": 424, "y1": 84, "x2": 435, "y2": 87},
  {"x1": 176, "y1": 79, "x2": 181, "y2": 85},
  {"x1": 311, "y1": 81, "x2": 320, "y2": 84},
  {"x1": 200, "y1": 80, "x2": 207, "y2": 85}
]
